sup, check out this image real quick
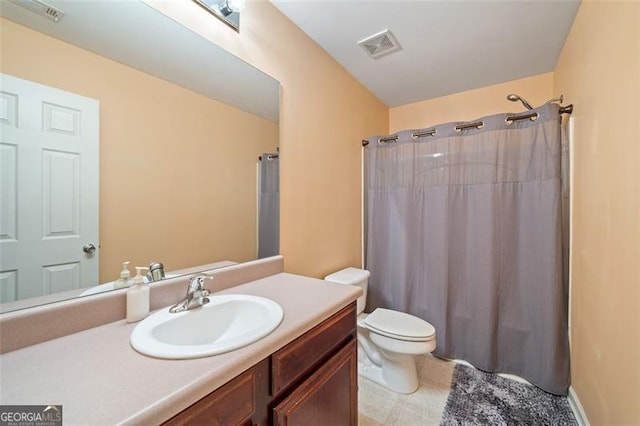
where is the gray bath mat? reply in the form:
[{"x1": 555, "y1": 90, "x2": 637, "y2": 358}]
[{"x1": 440, "y1": 364, "x2": 577, "y2": 425}]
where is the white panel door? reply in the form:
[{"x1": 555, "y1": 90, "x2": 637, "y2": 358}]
[{"x1": 0, "y1": 74, "x2": 99, "y2": 302}]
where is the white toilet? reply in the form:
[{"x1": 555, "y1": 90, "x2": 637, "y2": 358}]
[{"x1": 325, "y1": 267, "x2": 436, "y2": 394}]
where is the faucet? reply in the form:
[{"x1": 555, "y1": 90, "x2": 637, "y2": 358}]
[
  {"x1": 169, "y1": 274, "x2": 214, "y2": 313},
  {"x1": 146, "y1": 261, "x2": 165, "y2": 282}
]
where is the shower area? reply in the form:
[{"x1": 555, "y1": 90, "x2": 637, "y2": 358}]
[
  {"x1": 363, "y1": 96, "x2": 572, "y2": 395},
  {"x1": 257, "y1": 152, "x2": 280, "y2": 258}
]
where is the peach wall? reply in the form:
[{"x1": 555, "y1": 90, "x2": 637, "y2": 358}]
[
  {"x1": 389, "y1": 73, "x2": 554, "y2": 132},
  {"x1": 0, "y1": 18, "x2": 278, "y2": 283},
  {"x1": 145, "y1": 0, "x2": 389, "y2": 278},
  {"x1": 554, "y1": 1, "x2": 640, "y2": 424}
]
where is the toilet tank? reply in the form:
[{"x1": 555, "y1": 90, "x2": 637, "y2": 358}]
[{"x1": 324, "y1": 267, "x2": 370, "y2": 314}]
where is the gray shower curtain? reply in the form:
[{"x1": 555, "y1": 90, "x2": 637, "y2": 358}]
[
  {"x1": 258, "y1": 154, "x2": 279, "y2": 258},
  {"x1": 365, "y1": 103, "x2": 570, "y2": 395}
]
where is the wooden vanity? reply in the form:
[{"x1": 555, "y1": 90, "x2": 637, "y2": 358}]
[
  {"x1": 165, "y1": 303, "x2": 357, "y2": 426},
  {"x1": 0, "y1": 258, "x2": 362, "y2": 425}
]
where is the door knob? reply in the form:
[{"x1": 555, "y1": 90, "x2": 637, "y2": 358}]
[{"x1": 83, "y1": 244, "x2": 96, "y2": 254}]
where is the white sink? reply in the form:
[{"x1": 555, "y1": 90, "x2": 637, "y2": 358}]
[{"x1": 130, "y1": 294, "x2": 283, "y2": 359}]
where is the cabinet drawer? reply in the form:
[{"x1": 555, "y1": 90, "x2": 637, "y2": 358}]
[
  {"x1": 271, "y1": 302, "x2": 356, "y2": 396},
  {"x1": 273, "y1": 339, "x2": 358, "y2": 426},
  {"x1": 164, "y1": 364, "x2": 257, "y2": 426}
]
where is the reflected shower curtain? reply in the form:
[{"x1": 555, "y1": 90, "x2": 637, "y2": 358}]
[
  {"x1": 258, "y1": 154, "x2": 279, "y2": 258},
  {"x1": 365, "y1": 103, "x2": 570, "y2": 395}
]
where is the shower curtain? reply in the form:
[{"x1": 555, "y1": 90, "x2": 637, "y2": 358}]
[
  {"x1": 258, "y1": 154, "x2": 279, "y2": 258},
  {"x1": 365, "y1": 103, "x2": 570, "y2": 395}
]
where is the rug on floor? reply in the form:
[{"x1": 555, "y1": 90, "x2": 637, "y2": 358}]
[{"x1": 440, "y1": 364, "x2": 577, "y2": 426}]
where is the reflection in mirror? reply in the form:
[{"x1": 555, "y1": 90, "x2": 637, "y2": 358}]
[
  {"x1": 0, "y1": 0, "x2": 280, "y2": 312},
  {"x1": 193, "y1": 0, "x2": 244, "y2": 32},
  {"x1": 257, "y1": 153, "x2": 279, "y2": 258}
]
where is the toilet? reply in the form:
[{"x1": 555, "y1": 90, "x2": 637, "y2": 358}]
[{"x1": 325, "y1": 267, "x2": 436, "y2": 394}]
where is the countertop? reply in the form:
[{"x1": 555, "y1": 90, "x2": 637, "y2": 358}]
[{"x1": 0, "y1": 272, "x2": 361, "y2": 425}]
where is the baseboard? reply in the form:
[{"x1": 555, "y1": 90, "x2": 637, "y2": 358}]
[{"x1": 568, "y1": 386, "x2": 590, "y2": 426}]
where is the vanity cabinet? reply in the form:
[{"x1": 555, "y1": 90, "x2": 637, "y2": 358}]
[
  {"x1": 164, "y1": 302, "x2": 357, "y2": 426},
  {"x1": 273, "y1": 340, "x2": 357, "y2": 426}
]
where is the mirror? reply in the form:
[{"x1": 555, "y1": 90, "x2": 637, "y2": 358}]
[{"x1": 0, "y1": 0, "x2": 280, "y2": 312}]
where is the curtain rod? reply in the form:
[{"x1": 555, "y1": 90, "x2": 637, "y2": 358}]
[{"x1": 362, "y1": 101, "x2": 573, "y2": 147}]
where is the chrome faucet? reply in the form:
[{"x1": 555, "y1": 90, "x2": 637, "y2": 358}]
[
  {"x1": 169, "y1": 274, "x2": 214, "y2": 313},
  {"x1": 146, "y1": 261, "x2": 165, "y2": 282}
]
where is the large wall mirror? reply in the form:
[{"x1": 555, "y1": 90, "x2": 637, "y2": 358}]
[{"x1": 0, "y1": 0, "x2": 280, "y2": 312}]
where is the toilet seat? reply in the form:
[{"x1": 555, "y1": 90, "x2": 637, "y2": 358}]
[{"x1": 363, "y1": 308, "x2": 435, "y2": 342}]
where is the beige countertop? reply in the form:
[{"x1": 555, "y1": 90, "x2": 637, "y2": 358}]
[{"x1": 0, "y1": 272, "x2": 361, "y2": 425}]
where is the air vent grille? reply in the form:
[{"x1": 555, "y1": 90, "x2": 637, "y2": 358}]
[
  {"x1": 9, "y1": 0, "x2": 65, "y2": 22},
  {"x1": 358, "y1": 30, "x2": 401, "y2": 59},
  {"x1": 43, "y1": 5, "x2": 63, "y2": 21}
]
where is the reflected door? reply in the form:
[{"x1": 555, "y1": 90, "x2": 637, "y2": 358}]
[{"x1": 0, "y1": 74, "x2": 99, "y2": 302}]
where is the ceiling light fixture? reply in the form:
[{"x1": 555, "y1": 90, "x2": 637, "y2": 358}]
[
  {"x1": 219, "y1": 0, "x2": 245, "y2": 17},
  {"x1": 192, "y1": 0, "x2": 244, "y2": 32}
]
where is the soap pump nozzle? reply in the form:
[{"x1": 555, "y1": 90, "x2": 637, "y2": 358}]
[
  {"x1": 114, "y1": 260, "x2": 132, "y2": 289},
  {"x1": 120, "y1": 261, "x2": 131, "y2": 279},
  {"x1": 133, "y1": 267, "x2": 149, "y2": 285}
]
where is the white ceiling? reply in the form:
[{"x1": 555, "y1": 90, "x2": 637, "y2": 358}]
[{"x1": 271, "y1": 0, "x2": 580, "y2": 107}]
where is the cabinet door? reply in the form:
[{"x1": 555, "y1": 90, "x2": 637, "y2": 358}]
[{"x1": 273, "y1": 339, "x2": 357, "y2": 426}]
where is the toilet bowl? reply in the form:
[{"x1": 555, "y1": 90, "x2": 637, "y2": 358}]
[{"x1": 325, "y1": 268, "x2": 436, "y2": 394}]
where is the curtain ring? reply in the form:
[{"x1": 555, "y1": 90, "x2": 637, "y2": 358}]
[
  {"x1": 411, "y1": 129, "x2": 437, "y2": 140},
  {"x1": 505, "y1": 112, "x2": 539, "y2": 125},
  {"x1": 454, "y1": 122, "x2": 484, "y2": 132}
]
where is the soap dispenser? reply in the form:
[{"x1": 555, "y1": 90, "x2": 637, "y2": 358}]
[
  {"x1": 114, "y1": 261, "x2": 131, "y2": 289},
  {"x1": 126, "y1": 266, "x2": 150, "y2": 323}
]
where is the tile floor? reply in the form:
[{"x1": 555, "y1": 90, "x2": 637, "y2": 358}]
[{"x1": 358, "y1": 354, "x2": 456, "y2": 425}]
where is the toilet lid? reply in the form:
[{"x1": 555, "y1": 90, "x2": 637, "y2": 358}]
[{"x1": 363, "y1": 308, "x2": 435, "y2": 341}]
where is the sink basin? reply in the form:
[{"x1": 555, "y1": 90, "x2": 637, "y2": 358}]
[{"x1": 130, "y1": 294, "x2": 283, "y2": 359}]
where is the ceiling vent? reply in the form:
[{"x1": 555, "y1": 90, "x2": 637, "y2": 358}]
[
  {"x1": 9, "y1": 0, "x2": 64, "y2": 22},
  {"x1": 358, "y1": 29, "x2": 401, "y2": 59}
]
